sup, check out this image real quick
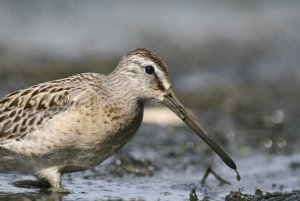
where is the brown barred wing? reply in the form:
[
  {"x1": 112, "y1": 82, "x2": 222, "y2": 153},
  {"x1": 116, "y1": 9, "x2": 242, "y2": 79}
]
[{"x1": 0, "y1": 82, "x2": 82, "y2": 143}]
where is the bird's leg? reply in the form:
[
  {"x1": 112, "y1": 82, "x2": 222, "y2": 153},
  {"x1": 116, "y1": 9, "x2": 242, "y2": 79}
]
[
  {"x1": 36, "y1": 167, "x2": 71, "y2": 193},
  {"x1": 200, "y1": 165, "x2": 231, "y2": 185}
]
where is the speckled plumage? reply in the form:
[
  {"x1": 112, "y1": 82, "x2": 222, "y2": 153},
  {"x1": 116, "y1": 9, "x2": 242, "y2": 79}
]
[{"x1": 0, "y1": 48, "x2": 238, "y2": 192}]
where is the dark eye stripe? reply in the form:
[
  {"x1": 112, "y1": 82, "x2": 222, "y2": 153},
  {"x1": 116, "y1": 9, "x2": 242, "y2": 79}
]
[{"x1": 153, "y1": 73, "x2": 165, "y2": 91}]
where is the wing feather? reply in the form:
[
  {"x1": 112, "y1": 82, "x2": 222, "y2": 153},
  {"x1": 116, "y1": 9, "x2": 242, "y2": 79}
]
[{"x1": 0, "y1": 73, "x2": 102, "y2": 143}]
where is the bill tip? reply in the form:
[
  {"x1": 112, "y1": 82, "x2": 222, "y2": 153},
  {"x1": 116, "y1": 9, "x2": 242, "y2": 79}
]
[{"x1": 235, "y1": 169, "x2": 241, "y2": 181}]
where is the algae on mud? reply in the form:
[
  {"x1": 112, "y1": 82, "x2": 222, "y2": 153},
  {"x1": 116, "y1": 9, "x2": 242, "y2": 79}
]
[{"x1": 225, "y1": 189, "x2": 300, "y2": 201}]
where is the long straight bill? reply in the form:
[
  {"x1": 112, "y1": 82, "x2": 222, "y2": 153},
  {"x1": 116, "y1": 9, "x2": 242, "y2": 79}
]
[{"x1": 162, "y1": 89, "x2": 238, "y2": 173}]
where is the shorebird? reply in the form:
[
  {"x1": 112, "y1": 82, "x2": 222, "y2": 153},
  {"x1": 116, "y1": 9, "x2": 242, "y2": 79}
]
[{"x1": 0, "y1": 48, "x2": 238, "y2": 192}]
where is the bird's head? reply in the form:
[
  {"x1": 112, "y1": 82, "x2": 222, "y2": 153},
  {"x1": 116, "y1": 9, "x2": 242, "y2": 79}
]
[
  {"x1": 116, "y1": 48, "x2": 171, "y2": 102},
  {"x1": 115, "y1": 48, "x2": 240, "y2": 178}
]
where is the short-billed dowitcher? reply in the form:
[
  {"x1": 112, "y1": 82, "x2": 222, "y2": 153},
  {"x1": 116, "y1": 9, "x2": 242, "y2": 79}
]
[{"x1": 0, "y1": 48, "x2": 238, "y2": 192}]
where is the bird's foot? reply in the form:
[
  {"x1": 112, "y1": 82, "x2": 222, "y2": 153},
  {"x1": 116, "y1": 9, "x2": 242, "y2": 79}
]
[
  {"x1": 47, "y1": 187, "x2": 71, "y2": 194},
  {"x1": 200, "y1": 166, "x2": 231, "y2": 185},
  {"x1": 12, "y1": 179, "x2": 51, "y2": 189}
]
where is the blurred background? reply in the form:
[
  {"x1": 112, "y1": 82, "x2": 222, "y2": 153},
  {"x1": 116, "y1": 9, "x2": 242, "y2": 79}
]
[{"x1": 0, "y1": 1, "x2": 299, "y2": 200}]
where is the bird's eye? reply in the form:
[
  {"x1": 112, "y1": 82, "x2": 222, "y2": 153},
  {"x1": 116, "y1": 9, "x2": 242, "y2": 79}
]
[{"x1": 145, "y1": 66, "x2": 155, "y2": 75}]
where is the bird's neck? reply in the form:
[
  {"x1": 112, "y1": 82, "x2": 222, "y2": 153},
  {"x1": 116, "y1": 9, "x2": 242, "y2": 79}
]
[{"x1": 103, "y1": 73, "x2": 144, "y2": 113}]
